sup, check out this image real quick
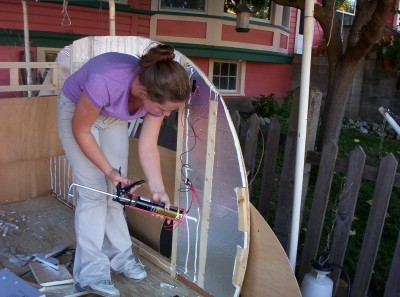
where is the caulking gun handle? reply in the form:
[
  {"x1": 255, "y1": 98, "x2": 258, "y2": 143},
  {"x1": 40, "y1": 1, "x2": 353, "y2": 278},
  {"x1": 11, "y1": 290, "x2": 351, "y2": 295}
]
[
  {"x1": 122, "y1": 179, "x2": 146, "y2": 195},
  {"x1": 116, "y1": 180, "x2": 145, "y2": 199}
]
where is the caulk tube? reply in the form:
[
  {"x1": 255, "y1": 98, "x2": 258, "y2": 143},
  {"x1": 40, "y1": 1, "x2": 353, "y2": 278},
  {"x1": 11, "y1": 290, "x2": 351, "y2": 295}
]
[{"x1": 116, "y1": 195, "x2": 185, "y2": 221}]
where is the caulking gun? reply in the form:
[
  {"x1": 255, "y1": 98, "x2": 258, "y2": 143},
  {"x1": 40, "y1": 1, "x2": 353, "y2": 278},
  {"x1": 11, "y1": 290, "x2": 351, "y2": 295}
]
[{"x1": 68, "y1": 180, "x2": 186, "y2": 222}]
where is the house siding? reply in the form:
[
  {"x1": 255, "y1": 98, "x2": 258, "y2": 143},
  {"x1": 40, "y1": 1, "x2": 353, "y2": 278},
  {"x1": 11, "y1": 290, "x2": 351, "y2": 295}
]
[
  {"x1": 245, "y1": 61, "x2": 292, "y2": 98},
  {"x1": 188, "y1": 57, "x2": 210, "y2": 75},
  {"x1": 221, "y1": 25, "x2": 274, "y2": 46},
  {"x1": 313, "y1": 21, "x2": 324, "y2": 48},
  {"x1": 1, "y1": 1, "x2": 150, "y2": 37},
  {"x1": 287, "y1": 7, "x2": 298, "y2": 55},
  {"x1": 156, "y1": 20, "x2": 207, "y2": 38}
]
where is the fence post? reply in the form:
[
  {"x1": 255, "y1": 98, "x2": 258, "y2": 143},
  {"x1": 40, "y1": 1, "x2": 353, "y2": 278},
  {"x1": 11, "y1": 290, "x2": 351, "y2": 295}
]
[
  {"x1": 257, "y1": 118, "x2": 281, "y2": 218},
  {"x1": 300, "y1": 88, "x2": 322, "y2": 218},
  {"x1": 352, "y1": 153, "x2": 397, "y2": 297},
  {"x1": 273, "y1": 88, "x2": 321, "y2": 252}
]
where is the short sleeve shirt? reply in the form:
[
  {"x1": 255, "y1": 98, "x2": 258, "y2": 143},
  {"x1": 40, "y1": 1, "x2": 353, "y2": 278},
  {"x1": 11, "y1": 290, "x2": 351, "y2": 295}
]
[{"x1": 62, "y1": 52, "x2": 148, "y2": 120}]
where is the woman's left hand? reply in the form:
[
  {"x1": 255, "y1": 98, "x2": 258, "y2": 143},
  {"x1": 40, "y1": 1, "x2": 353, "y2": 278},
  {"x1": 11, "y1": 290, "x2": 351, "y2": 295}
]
[{"x1": 151, "y1": 191, "x2": 172, "y2": 224}]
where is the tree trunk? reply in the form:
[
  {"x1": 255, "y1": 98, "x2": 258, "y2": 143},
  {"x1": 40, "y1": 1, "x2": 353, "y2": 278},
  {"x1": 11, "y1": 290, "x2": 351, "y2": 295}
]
[
  {"x1": 317, "y1": 58, "x2": 360, "y2": 149},
  {"x1": 271, "y1": 0, "x2": 394, "y2": 150}
]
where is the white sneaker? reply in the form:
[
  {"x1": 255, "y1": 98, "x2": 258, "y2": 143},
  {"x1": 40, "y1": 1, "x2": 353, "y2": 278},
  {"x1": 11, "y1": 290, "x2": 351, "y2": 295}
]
[
  {"x1": 87, "y1": 280, "x2": 120, "y2": 297},
  {"x1": 122, "y1": 261, "x2": 147, "y2": 282}
]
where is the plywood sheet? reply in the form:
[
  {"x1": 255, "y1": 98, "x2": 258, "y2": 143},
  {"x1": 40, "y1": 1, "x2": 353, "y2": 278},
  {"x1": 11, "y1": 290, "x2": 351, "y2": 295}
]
[
  {"x1": 0, "y1": 158, "x2": 52, "y2": 204},
  {"x1": 0, "y1": 96, "x2": 63, "y2": 164},
  {"x1": 241, "y1": 204, "x2": 302, "y2": 297},
  {"x1": 0, "y1": 96, "x2": 64, "y2": 204}
]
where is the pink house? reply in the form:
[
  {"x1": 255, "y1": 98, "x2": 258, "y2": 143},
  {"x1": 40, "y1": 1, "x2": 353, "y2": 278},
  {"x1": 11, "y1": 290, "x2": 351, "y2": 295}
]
[{"x1": 0, "y1": 0, "x2": 297, "y2": 100}]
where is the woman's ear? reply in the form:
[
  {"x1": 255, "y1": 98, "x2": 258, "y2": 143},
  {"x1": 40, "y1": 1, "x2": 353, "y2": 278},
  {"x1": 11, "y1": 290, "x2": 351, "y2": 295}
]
[
  {"x1": 131, "y1": 77, "x2": 147, "y2": 98},
  {"x1": 140, "y1": 89, "x2": 148, "y2": 100}
]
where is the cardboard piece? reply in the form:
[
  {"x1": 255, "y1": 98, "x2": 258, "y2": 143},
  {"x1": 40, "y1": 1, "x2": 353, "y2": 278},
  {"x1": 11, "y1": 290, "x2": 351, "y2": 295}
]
[
  {"x1": 29, "y1": 261, "x2": 74, "y2": 287},
  {"x1": 0, "y1": 268, "x2": 45, "y2": 297}
]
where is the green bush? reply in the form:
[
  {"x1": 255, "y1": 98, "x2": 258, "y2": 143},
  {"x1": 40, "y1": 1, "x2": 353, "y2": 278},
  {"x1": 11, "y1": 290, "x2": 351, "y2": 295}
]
[
  {"x1": 252, "y1": 94, "x2": 280, "y2": 117},
  {"x1": 252, "y1": 93, "x2": 292, "y2": 117}
]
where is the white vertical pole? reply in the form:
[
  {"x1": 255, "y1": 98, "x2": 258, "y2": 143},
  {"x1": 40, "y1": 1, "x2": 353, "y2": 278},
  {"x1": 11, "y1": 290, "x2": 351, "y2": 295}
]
[
  {"x1": 109, "y1": 0, "x2": 116, "y2": 36},
  {"x1": 22, "y1": 0, "x2": 32, "y2": 97},
  {"x1": 289, "y1": 0, "x2": 315, "y2": 271}
]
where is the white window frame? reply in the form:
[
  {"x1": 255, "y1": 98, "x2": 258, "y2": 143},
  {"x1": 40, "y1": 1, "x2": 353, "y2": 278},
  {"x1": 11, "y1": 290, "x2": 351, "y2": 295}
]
[
  {"x1": 37, "y1": 47, "x2": 61, "y2": 63},
  {"x1": 36, "y1": 47, "x2": 61, "y2": 83},
  {"x1": 209, "y1": 59, "x2": 245, "y2": 96}
]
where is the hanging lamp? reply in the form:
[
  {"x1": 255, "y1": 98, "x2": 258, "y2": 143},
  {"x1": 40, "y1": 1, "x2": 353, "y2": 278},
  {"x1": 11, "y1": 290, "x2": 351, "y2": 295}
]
[{"x1": 236, "y1": 1, "x2": 251, "y2": 33}]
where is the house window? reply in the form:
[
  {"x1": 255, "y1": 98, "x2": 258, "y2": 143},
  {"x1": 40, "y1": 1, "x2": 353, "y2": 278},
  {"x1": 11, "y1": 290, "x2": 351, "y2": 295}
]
[
  {"x1": 282, "y1": 6, "x2": 290, "y2": 28},
  {"x1": 224, "y1": 0, "x2": 271, "y2": 21},
  {"x1": 37, "y1": 47, "x2": 60, "y2": 63},
  {"x1": 337, "y1": 0, "x2": 356, "y2": 14},
  {"x1": 211, "y1": 60, "x2": 244, "y2": 95},
  {"x1": 160, "y1": 0, "x2": 206, "y2": 12},
  {"x1": 36, "y1": 47, "x2": 60, "y2": 84},
  {"x1": 250, "y1": 0, "x2": 272, "y2": 21}
]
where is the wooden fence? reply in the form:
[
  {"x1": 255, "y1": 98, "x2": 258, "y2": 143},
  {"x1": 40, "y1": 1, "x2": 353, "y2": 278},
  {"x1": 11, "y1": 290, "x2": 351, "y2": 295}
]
[{"x1": 232, "y1": 89, "x2": 400, "y2": 297}]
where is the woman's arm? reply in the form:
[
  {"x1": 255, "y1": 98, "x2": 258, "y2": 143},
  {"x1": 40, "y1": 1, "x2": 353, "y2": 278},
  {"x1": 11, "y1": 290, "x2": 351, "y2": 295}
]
[
  {"x1": 138, "y1": 113, "x2": 171, "y2": 209},
  {"x1": 72, "y1": 92, "x2": 131, "y2": 186}
]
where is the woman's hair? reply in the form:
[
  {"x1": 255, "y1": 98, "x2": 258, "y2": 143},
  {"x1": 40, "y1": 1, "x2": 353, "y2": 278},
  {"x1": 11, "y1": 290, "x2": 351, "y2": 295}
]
[{"x1": 139, "y1": 44, "x2": 191, "y2": 104}]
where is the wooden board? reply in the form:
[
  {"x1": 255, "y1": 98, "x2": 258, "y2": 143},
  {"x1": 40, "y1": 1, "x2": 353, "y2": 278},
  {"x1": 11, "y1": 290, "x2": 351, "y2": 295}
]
[
  {"x1": 0, "y1": 96, "x2": 64, "y2": 204},
  {"x1": 0, "y1": 96, "x2": 63, "y2": 164},
  {"x1": 241, "y1": 204, "x2": 302, "y2": 297}
]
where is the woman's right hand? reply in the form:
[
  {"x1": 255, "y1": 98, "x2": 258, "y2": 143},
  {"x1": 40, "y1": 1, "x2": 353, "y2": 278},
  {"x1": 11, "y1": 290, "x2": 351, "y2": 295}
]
[{"x1": 107, "y1": 168, "x2": 133, "y2": 188}]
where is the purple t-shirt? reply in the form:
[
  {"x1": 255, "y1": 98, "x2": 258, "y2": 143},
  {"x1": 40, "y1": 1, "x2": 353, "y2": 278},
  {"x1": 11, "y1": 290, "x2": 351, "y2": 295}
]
[{"x1": 62, "y1": 52, "x2": 148, "y2": 120}]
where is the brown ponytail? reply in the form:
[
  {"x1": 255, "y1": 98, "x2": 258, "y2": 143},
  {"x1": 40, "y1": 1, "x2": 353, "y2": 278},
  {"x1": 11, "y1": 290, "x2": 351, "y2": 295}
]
[{"x1": 138, "y1": 44, "x2": 191, "y2": 104}]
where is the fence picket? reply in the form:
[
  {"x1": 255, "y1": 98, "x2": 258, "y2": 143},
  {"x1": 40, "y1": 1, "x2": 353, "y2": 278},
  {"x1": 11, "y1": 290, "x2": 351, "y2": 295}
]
[
  {"x1": 330, "y1": 147, "x2": 366, "y2": 294},
  {"x1": 231, "y1": 110, "x2": 241, "y2": 136},
  {"x1": 298, "y1": 141, "x2": 338, "y2": 279},
  {"x1": 274, "y1": 93, "x2": 300, "y2": 250},
  {"x1": 273, "y1": 89, "x2": 321, "y2": 251},
  {"x1": 257, "y1": 118, "x2": 281, "y2": 218},
  {"x1": 352, "y1": 154, "x2": 398, "y2": 297},
  {"x1": 243, "y1": 113, "x2": 260, "y2": 182},
  {"x1": 384, "y1": 231, "x2": 400, "y2": 297}
]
